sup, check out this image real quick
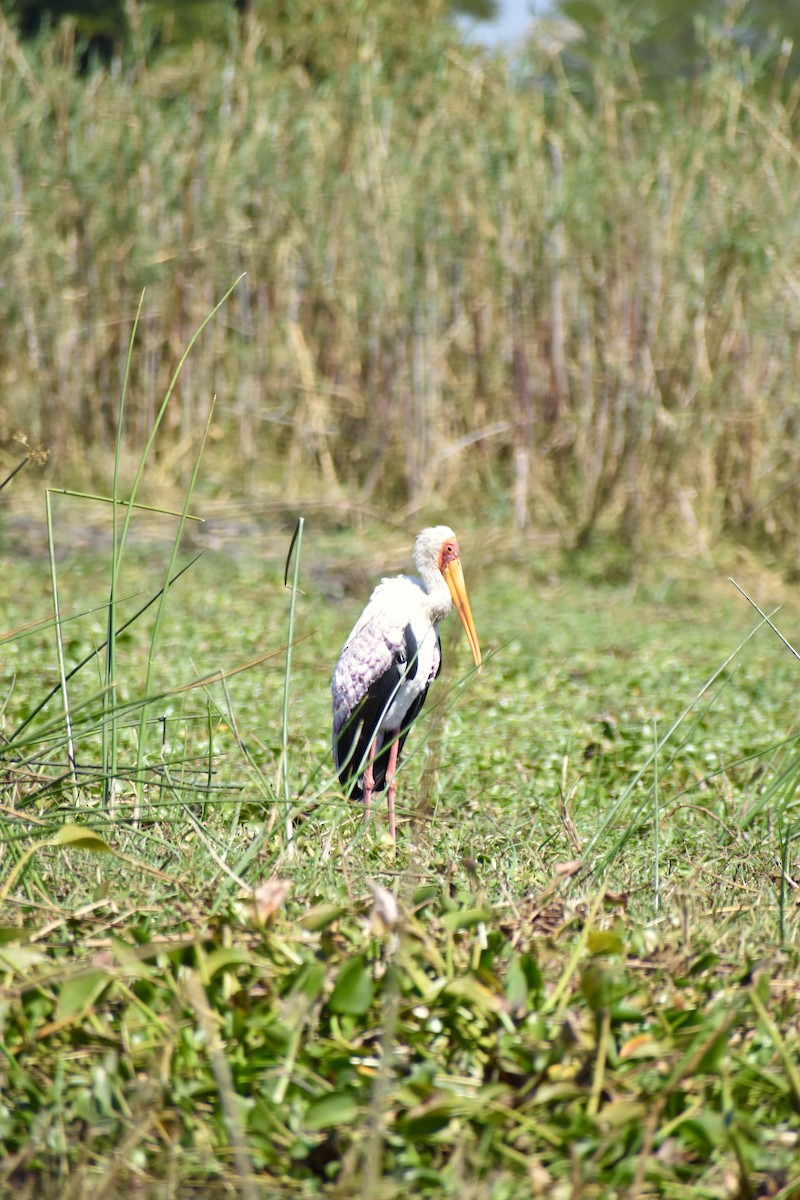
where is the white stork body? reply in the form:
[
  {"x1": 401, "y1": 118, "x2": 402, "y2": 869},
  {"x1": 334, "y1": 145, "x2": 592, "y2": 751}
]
[{"x1": 331, "y1": 526, "x2": 481, "y2": 838}]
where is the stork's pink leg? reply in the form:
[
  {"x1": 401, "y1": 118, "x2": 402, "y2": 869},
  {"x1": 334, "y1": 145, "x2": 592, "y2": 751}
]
[
  {"x1": 385, "y1": 737, "x2": 400, "y2": 840},
  {"x1": 363, "y1": 738, "x2": 377, "y2": 825}
]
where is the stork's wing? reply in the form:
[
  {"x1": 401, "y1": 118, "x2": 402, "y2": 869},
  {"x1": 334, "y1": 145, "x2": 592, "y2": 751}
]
[
  {"x1": 393, "y1": 630, "x2": 441, "y2": 767},
  {"x1": 334, "y1": 665, "x2": 402, "y2": 799},
  {"x1": 331, "y1": 600, "x2": 412, "y2": 798}
]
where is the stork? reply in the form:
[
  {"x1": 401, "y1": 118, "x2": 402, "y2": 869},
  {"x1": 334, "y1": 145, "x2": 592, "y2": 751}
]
[{"x1": 331, "y1": 526, "x2": 482, "y2": 838}]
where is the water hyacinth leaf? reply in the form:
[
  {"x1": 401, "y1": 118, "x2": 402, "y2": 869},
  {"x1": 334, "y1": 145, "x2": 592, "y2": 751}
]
[
  {"x1": 327, "y1": 956, "x2": 373, "y2": 1015},
  {"x1": 55, "y1": 969, "x2": 111, "y2": 1020},
  {"x1": 304, "y1": 1089, "x2": 359, "y2": 1131}
]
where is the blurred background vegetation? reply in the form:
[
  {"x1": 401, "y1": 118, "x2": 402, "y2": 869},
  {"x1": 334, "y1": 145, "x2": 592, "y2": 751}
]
[{"x1": 2, "y1": 0, "x2": 800, "y2": 559}]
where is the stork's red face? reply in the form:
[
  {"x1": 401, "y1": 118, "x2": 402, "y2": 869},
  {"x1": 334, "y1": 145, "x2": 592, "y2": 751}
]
[
  {"x1": 438, "y1": 538, "x2": 460, "y2": 573},
  {"x1": 439, "y1": 537, "x2": 482, "y2": 671}
]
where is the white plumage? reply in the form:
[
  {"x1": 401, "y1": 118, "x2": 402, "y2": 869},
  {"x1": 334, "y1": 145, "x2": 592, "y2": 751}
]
[{"x1": 331, "y1": 526, "x2": 481, "y2": 837}]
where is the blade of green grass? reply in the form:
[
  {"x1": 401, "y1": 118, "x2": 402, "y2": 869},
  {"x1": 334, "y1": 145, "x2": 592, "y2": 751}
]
[
  {"x1": 730, "y1": 578, "x2": 800, "y2": 662},
  {"x1": 281, "y1": 516, "x2": 304, "y2": 851},
  {"x1": 96, "y1": 276, "x2": 242, "y2": 817},
  {"x1": 109, "y1": 290, "x2": 142, "y2": 806},
  {"x1": 45, "y1": 489, "x2": 77, "y2": 796},
  {"x1": 111, "y1": 276, "x2": 243, "y2": 574},
  {"x1": 0, "y1": 456, "x2": 29, "y2": 493},
  {"x1": 132, "y1": 398, "x2": 217, "y2": 818},
  {"x1": 6, "y1": 555, "x2": 203, "y2": 745},
  {"x1": 653, "y1": 717, "x2": 660, "y2": 917},
  {"x1": 582, "y1": 615, "x2": 773, "y2": 878},
  {"x1": 46, "y1": 489, "x2": 203, "y2": 520}
]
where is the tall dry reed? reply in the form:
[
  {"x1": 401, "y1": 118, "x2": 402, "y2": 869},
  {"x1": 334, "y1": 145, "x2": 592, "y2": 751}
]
[{"x1": 1, "y1": 14, "x2": 799, "y2": 551}]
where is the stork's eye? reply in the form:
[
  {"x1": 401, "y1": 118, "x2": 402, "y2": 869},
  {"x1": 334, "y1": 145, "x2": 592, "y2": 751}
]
[{"x1": 438, "y1": 539, "x2": 459, "y2": 571}]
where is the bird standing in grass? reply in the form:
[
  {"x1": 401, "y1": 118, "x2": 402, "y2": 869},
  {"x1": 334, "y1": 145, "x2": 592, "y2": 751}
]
[{"x1": 331, "y1": 526, "x2": 482, "y2": 838}]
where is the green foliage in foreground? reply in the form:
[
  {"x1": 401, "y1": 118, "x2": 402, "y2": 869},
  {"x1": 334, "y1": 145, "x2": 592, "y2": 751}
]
[
  {"x1": 0, "y1": 864, "x2": 797, "y2": 1199},
  {"x1": 1, "y1": 510, "x2": 800, "y2": 1197}
]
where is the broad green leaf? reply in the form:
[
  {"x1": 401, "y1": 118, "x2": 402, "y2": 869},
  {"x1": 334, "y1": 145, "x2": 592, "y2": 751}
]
[
  {"x1": 587, "y1": 930, "x2": 624, "y2": 956},
  {"x1": 441, "y1": 907, "x2": 493, "y2": 932},
  {"x1": 289, "y1": 961, "x2": 326, "y2": 1002},
  {"x1": 581, "y1": 962, "x2": 627, "y2": 1013},
  {"x1": 0, "y1": 945, "x2": 48, "y2": 973},
  {"x1": 399, "y1": 1098, "x2": 463, "y2": 1137},
  {"x1": 203, "y1": 947, "x2": 253, "y2": 978},
  {"x1": 618, "y1": 1033, "x2": 665, "y2": 1060},
  {"x1": 680, "y1": 1111, "x2": 727, "y2": 1155},
  {"x1": 444, "y1": 975, "x2": 506, "y2": 1013},
  {"x1": 327, "y1": 956, "x2": 373, "y2": 1015},
  {"x1": 505, "y1": 952, "x2": 542, "y2": 1013},
  {"x1": 304, "y1": 1089, "x2": 358, "y2": 1131},
  {"x1": 404, "y1": 1168, "x2": 447, "y2": 1188},
  {"x1": 599, "y1": 1098, "x2": 647, "y2": 1128},
  {"x1": 689, "y1": 951, "x2": 720, "y2": 976},
  {"x1": 527, "y1": 1081, "x2": 584, "y2": 1107},
  {"x1": 0, "y1": 927, "x2": 32, "y2": 945},
  {"x1": 50, "y1": 825, "x2": 111, "y2": 853},
  {"x1": 300, "y1": 903, "x2": 346, "y2": 931},
  {"x1": 610, "y1": 1001, "x2": 645, "y2": 1023},
  {"x1": 55, "y1": 970, "x2": 110, "y2": 1020},
  {"x1": 111, "y1": 938, "x2": 153, "y2": 971},
  {"x1": 696, "y1": 1024, "x2": 731, "y2": 1074},
  {"x1": 751, "y1": 971, "x2": 771, "y2": 1006}
]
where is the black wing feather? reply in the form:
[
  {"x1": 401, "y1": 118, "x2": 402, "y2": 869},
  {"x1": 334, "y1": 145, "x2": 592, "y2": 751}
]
[
  {"x1": 335, "y1": 663, "x2": 400, "y2": 800},
  {"x1": 334, "y1": 623, "x2": 435, "y2": 800},
  {"x1": 391, "y1": 631, "x2": 442, "y2": 772}
]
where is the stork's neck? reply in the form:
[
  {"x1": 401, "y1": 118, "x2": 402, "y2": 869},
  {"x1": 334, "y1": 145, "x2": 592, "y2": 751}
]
[{"x1": 419, "y1": 564, "x2": 452, "y2": 625}]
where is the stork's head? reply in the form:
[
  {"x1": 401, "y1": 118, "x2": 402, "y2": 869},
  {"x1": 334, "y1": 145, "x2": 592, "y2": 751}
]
[{"x1": 414, "y1": 526, "x2": 482, "y2": 670}]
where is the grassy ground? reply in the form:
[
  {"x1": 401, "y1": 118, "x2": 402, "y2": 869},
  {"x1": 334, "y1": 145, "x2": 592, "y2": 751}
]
[
  {"x1": 1, "y1": 497, "x2": 799, "y2": 1198},
  {"x1": 4, "y1": 8, "x2": 800, "y2": 1195}
]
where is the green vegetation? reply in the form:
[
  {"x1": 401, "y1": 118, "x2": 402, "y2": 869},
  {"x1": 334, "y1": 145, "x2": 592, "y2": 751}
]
[
  {"x1": 2, "y1": 2, "x2": 800, "y2": 1194},
  {"x1": 1, "y1": 427, "x2": 799, "y2": 1194}
]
